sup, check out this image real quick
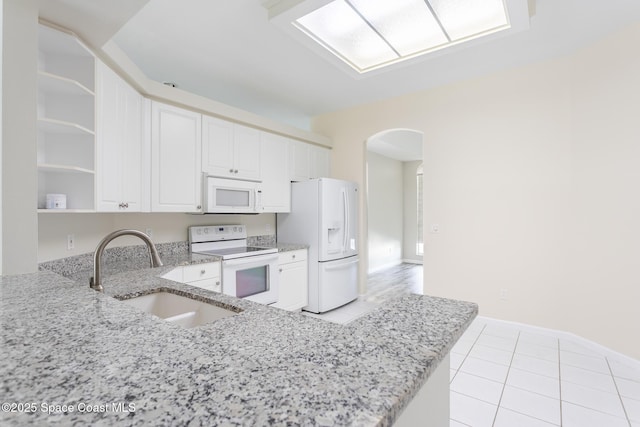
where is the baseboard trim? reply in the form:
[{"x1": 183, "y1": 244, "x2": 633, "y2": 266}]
[
  {"x1": 401, "y1": 259, "x2": 423, "y2": 265},
  {"x1": 477, "y1": 315, "x2": 640, "y2": 366}
]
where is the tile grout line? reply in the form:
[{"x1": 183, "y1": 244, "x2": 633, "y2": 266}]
[
  {"x1": 605, "y1": 356, "x2": 633, "y2": 427},
  {"x1": 449, "y1": 322, "x2": 486, "y2": 426},
  {"x1": 491, "y1": 329, "x2": 520, "y2": 427},
  {"x1": 450, "y1": 323, "x2": 486, "y2": 384},
  {"x1": 558, "y1": 337, "x2": 563, "y2": 426}
]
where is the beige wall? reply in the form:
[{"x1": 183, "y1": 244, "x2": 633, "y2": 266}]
[
  {"x1": 403, "y1": 160, "x2": 422, "y2": 264},
  {"x1": 313, "y1": 23, "x2": 640, "y2": 359},
  {"x1": 366, "y1": 151, "x2": 403, "y2": 272},
  {"x1": 38, "y1": 212, "x2": 276, "y2": 262}
]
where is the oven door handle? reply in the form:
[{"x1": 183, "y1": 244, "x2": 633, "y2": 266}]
[{"x1": 222, "y1": 254, "x2": 278, "y2": 266}]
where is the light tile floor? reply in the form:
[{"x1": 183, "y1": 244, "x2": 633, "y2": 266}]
[
  {"x1": 305, "y1": 263, "x2": 640, "y2": 427},
  {"x1": 451, "y1": 317, "x2": 640, "y2": 427}
]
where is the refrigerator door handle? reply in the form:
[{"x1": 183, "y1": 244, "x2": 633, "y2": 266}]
[
  {"x1": 342, "y1": 189, "x2": 348, "y2": 253},
  {"x1": 323, "y1": 258, "x2": 359, "y2": 271}
]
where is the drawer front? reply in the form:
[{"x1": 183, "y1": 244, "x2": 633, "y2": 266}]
[
  {"x1": 187, "y1": 277, "x2": 222, "y2": 293},
  {"x1": 278, "y1": 249, "x2": 307, "y2": 265},
  {"x1": 183, "y1": 262, "x2": 220, "y2": 282}
]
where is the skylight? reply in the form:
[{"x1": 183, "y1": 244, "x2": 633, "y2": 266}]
[{"x1": 292, "y1": 0, "x2": 510, "y2": 73}]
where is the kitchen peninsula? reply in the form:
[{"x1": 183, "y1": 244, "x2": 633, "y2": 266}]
[{"x1": 0, "y1": 251, "x2": 476, "y2": 426}]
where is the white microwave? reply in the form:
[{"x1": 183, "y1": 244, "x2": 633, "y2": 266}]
[{"x1": 204, "y1": 176, "x2": 262, "y2": 213}]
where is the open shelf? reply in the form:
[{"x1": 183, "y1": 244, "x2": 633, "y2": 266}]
[
  {"x1": 38, "y1": 71, "x2": 94, "y2": 97},
  {"x1": 37, "y1": 163, "x2": 95, "y2": 174},
  {"x1": 37, "y1": 23, "x2": 96, "y2": 212},
  {"x1": 38, "y1": 117, "x2": 95, "y2": 136},
  {"x1": 37, "y1": 209, "x2": 96, "y2": 213}
]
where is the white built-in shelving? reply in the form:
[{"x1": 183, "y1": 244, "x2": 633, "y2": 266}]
[{"x1": 37, "y1": 24, "x2": 96, "y2": 212}]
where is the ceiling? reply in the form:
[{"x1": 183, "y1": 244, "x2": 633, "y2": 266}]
[{"x1": 39, "y1": 0, "x2": 640, "y2": 131}]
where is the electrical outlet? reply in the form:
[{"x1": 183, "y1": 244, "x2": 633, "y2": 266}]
[
  {"x1": 430, "y1": 224, "x2": 440, "y2": 233},
  {"x1": 67, "y1": 234, "x2": 74, "y2": 250},
  {"x1": 499, "y1": 288, "x2": 509, "y2": 301},
  {"x1": 145, "y1": 228, "x2": 153, "y2": 238}
]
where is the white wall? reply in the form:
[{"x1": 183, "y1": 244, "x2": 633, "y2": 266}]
[
  {"x1": 313, "y1": 23, "x2": 640, "y2": 359},
  {"x1": 2, "y1": 0, "x2": 38, "y2": 275},
  {"x1": 366, "y1": 151, "x2": 403, "y2": 272},
  {"x1": 0, "y1": 0, "x2": 4, "y2": 275},
  {"x1": 403, "y1": 161, "x2": 422, "y2": 264},
  {"x1": 37, "y1": 212, "x2": 276, "y2": 262}
]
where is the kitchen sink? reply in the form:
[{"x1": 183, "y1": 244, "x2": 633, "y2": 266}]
[{"x1": 118, "y1": 290, "x2": 239, "y2": 328}]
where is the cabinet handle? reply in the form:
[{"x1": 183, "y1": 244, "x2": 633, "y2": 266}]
[
  {"x1": 292, "y1": 254, "x2": 296, "y2": 259},
  {"x1": 196, "y1": 205, "x2": 202, "y2": 210},
  {"x1": 234, "y1": 169, "x2": 239, "y2": 173},
  {"x1": 279, "y1": 268, "x2": 283, "y2": 273},
  {"x1": 200, "y1": 269, "x2": 206, "y2": 275},
  {"x1": 229, "y1": 168, "x2": 234, "y2": 173},
  {"x1": 124, "y1": 203, "x2": 129, "y2": 209}
]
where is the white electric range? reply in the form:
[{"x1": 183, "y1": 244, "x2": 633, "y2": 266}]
[{"x1": 188, "y1": 225, "x2": 278, "y2": 304}]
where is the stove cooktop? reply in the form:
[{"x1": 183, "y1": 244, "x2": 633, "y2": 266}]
[{"x1": 193, "y1": 246, "x2": 278, "y2": 260}]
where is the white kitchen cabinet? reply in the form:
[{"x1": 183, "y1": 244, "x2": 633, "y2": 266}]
[
  {"x1": 310, "y1": 145, "x2": 331, "y2": 179},
  {"x1": 96, "y1": 61, "x2": 143, "y2": 212},
  {"x1": 183, "y1": 262, "x2": 222, "y2": 292},
  {"x1": 289, "y1": 141, "x2": 331, "y2": 181},
  {"x1": 37, "y1": 24, "x2": 96, "y2": 211},
  {"x1": 202, "y1": 115, "x2": 261, "y2": 181},
  {"x1": 151, "y1": 101, "x2": 202, "y2": 212},
  {"x1": 162, "y1": 262, "x2": 222, "y2": 293},
  {"x1": 259, "y1": 132, "x2": 290, "y2": 212},
  {"x1": 289, "y1": 140, "x2": 310, "y2": 182},
  {"x1": 272, "y1": 249, "x2": 308, "y2": 311}
]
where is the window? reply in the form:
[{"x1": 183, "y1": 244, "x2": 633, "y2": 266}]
[{"x1": 416, "y1": 164, "x2": 424, "y2": 256}]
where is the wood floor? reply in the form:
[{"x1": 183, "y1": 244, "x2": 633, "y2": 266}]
[
  {"x1": 302, "y1": 262, "x2": 423, "y2": 324},
  {"x1": 363, "y1": 262, "x2": 423, "y2": 304}
]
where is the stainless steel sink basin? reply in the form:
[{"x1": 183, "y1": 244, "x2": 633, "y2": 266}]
[{"x1": 118, "y1": 290, "x2": 238, "y2": 328}]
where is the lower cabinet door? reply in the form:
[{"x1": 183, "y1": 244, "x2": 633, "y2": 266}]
[
  {"x1": 272, "y1": 260, "x2": 307, "y2": 311},
  {"x1": 186, "y1": 277, "x2": 221, "y2": 293}
]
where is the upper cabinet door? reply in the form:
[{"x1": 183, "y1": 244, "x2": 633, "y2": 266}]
[
  {"x1": 233, "y1": 124, "x2": 261, "y2": 180},
  {"x1": 289, "y1": 141, "x2": 331, "y2": 181},
  {"x1": 310, "y1": 145, "x2": 331, "y2": 179},
  {"x1": 260, "y1": 132, "x2": 290, "y2": 212},
  {"x1": 151, "y1": 101, "x2": 202, "y2": 212},
  {"x1": 202, "y1": 115, "x2": 261, "y2": 181},
  {"x1": 202, "y1": 115, "x2": 234, "y2": 178},
  {"x1": 120, "y1": 81, "x2": 144, "y2": 211},
  {"x1": 289, "y1": 140, "x2": 311, "y2": 182},
  {"x1": 96, "y1": 61, "x2": 142, "y2": 212}
]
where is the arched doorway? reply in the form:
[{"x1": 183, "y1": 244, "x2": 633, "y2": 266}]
[{"x1": 363, "y1": 128, "x2": 424, "y2": 296}]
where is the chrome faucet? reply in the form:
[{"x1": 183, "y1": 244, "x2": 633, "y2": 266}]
[{"x1": 90, "y1": 229, "x2": 163, "y2": 292}]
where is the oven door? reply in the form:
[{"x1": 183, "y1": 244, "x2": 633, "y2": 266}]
[{"x1": 222, "y1": 253, "x2": 279, "y2": 304}]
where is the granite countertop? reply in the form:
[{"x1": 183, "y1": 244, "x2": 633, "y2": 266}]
[{"x1": 1, "y1": 246, "x2": 477, "y2": 426}]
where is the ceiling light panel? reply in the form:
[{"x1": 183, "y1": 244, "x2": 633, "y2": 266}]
[
  {"x1": 349, "y1": 0, "x2": 449, "y2": 56},
  {"x1": 428, "y1": 0, "x2": 509, "y2": 41},
  {"x1": 295, "y1": 0, "x2": 398, "y2": 70},
  {"x1": 289, "y1": 0, "x2": 512, "y2": 73}
]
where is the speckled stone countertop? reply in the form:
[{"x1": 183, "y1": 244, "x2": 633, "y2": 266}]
[{"x1": 2, "y1": 246, "x2": 476, "y2": 426}]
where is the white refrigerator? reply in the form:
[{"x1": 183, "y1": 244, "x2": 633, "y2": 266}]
[{"x1": 277, "y1": 178, "x2": 359, "y2": 313}]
